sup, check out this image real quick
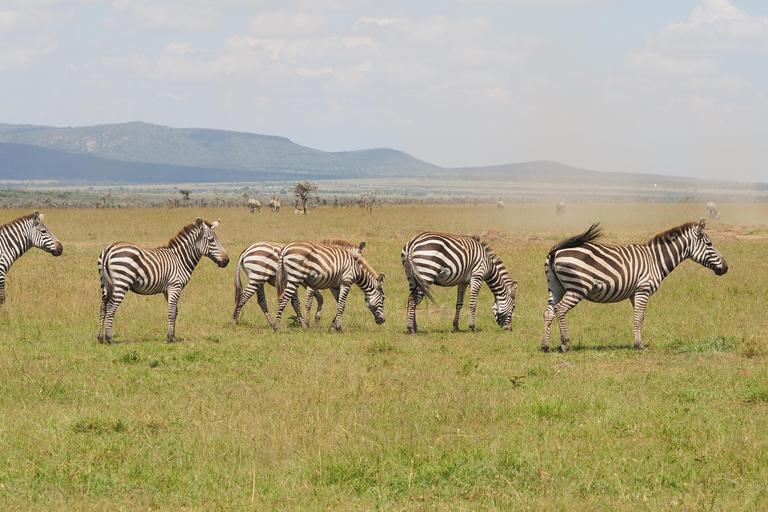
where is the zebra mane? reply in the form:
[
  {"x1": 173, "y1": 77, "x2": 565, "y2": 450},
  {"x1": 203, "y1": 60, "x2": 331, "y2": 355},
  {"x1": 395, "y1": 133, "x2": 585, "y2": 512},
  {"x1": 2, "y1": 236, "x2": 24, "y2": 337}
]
[
  {"x1": 352, "y1": 253, "x2": 379, "y2": 280},
  {"x1": 482, "y1": 243, "x2": 514, "y2": 284},
  {"x1": 647, "y1": 221, "x2": 698, "y2": 246},
  {"x1": 165, "y1": 220, "x2": 212, "y2": 249},
  {"x1": 320, "y1": 238, "x2": 356, "y2": 249},
  {"x1": 1, "y1": 213, "x2": 35, "y2": 232}
]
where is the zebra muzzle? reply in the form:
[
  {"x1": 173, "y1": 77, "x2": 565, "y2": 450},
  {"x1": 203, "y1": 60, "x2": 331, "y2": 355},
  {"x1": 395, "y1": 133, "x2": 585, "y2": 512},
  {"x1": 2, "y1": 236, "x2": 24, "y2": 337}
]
[{"x1": 51, "y1": 241, "x2": 63, "y2": 256}]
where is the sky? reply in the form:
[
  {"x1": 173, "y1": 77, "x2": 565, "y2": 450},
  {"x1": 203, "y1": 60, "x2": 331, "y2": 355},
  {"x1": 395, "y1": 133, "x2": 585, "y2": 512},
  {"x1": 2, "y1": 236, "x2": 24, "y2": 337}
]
[{"x1": 1, "y1": 0, "x2": 768, "y2": 181}]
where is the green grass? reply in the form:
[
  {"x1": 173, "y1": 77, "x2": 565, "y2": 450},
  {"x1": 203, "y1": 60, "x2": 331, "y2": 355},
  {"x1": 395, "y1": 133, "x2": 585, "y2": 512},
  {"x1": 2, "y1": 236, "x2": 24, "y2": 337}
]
[{"x1": 0, "y1": 203, "x2": 767, "y2": 510}]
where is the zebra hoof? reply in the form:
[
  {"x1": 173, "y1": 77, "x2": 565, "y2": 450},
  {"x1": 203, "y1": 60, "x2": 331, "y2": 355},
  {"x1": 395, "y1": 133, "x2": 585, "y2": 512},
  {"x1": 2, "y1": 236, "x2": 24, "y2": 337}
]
[
  {"x1": 635, "y1": 344, "x2": 647, "y2": 351},
  {"x1": 541, "y1": 345, "x2": 550, "y2": 353},
  {"x1": 558, "y1": 344, "x2": 569, "y2": 353}
]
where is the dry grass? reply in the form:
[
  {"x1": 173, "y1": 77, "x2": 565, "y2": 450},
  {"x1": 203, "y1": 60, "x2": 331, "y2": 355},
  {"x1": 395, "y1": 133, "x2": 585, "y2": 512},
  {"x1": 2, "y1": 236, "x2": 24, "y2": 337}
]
[{"x1": 0, "y1": 202, "x2": 767, "y2": 510}]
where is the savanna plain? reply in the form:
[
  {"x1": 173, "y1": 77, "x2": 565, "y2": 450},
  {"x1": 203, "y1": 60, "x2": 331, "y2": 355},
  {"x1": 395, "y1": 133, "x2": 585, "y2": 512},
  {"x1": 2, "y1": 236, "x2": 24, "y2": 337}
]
[{"x1": 1, "y1": 202, "x2": 767, "y2": 511}]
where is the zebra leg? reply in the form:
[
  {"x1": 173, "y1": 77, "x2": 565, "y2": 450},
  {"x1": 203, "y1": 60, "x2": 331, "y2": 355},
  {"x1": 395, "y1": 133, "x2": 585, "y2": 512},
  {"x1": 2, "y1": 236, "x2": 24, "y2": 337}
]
[
  {"x1": 232, "y1": 281, "x2": 259, "y2": 324},
  {"x1": 103, "y1": 291, "x2": 128, "y2": 345},
  {"x1": 329, "y1": 283, "x2": 352, "y2": 332},
  {"x1": 0, "y1": 273, "x2": 6, "y2": 309},
  {"x1": 406, "y1": 287, "x2": 425, "y2": 334},
  {"x1": 630, "y1": 293, "x2": 650, "y2": 350},
  {"x1": 453, "y1": 283, "x2": 467, "y2": 332},
  {"x1": 467, "y1": 276, "x2": 483, "y2": 333},
  {"x1": 273, "y1": 281, "x2": 300, "y2": 331},
  {"x1": 313, "y1": 290, "x2": 324, "y2": 327},
  {"x1": 98, "y1": 291, "x2": 108, "y2": 343},
  {"x1": 542, "y1": 291, "x2": 557, "y2": 352},
  {"x1": 553, "y1": 291, "x2": 583, "y2": 352},
  {"x1": 165, "y1": 287, "x2": 182, "y2": 342},
  {"x1": 300, "y1": 289, "x2": 314, "y2": 330},
  {"x1": 254, "y1": 284, "x2": 274, "y2": 326}
]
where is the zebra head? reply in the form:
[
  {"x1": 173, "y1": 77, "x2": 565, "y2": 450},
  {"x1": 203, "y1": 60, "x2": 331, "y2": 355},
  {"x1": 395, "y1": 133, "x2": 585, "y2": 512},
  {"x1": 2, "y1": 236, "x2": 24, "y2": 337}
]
[
  {"x1": 689, "y1": 218, "x2": 728, "y2": 276},
  {"x1": 196, "y1": 217, "x2": 229, "y2": 268},
  {"x1": 363, "y1": 272, "x2": 386, "y2": 325},
  {"x1": 30, "y1": 211, "x2": 63, "y2": 256},
  {"x1": 492, "y1": 280, "x2": 518, "y2": 330}
]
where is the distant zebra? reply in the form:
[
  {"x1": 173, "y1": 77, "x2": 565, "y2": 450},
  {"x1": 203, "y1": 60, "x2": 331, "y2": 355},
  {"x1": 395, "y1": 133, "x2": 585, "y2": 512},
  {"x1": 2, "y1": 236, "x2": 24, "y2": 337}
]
[
  {"x1": 0, "y1": 211, "x2": 63, "y2": 307},
  {"x1": 556, "y1": 201, "x2": 566, "y2": 215},
  {"x1": 706, "y1": 202, "x2": 721, "y2": 220},
  {"x1": 268, "y1": 196, "x2": 281, "y2": 212},
  {"x1": 232, "y1": 239, "x2": 365, "y2": 327},
  {"x1": 401, "y1": 232, "x2": 518, "y2": 333},
  {"x1": 248, "y1": 198, "x2": 261, "y2": 213},
  {"x1": 98, "y1": 218, "x2": 229, "y2": 344},
  {"x1": 497, "y1": 201, "x2": 505, "y2": 211},
  {"x1": 273, "y1": 241, "x2": 385, "y2": 331},
  {"x1": 542, "y1": 219, "x2": 728, "y2": 352}
]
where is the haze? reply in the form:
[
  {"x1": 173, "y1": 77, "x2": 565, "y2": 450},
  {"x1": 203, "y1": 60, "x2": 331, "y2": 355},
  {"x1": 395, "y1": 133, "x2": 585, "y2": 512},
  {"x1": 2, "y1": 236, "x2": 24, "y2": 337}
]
[{"x1": 2, "y1": 0, "x2": 767, "y2": 182}]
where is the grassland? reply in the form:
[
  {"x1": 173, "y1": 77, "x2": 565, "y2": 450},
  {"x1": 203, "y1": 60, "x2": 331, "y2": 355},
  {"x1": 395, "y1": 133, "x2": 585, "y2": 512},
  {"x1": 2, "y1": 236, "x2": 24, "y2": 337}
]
[{"x1": 1, "y1": 202, "x2": 767, "y2": 510}]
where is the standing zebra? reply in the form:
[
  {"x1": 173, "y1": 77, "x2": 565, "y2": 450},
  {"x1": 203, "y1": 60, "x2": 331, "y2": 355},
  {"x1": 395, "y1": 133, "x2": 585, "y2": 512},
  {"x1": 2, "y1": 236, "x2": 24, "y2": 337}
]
[
  {"x1": 232, "y1": 239, "x2": 365, "y2": 327},
  {"x1": 268, "y1": 197, "x2": 281, "y2": 212},
  {"x1": 247, "y1": 198, "x2": 261, "y2": 213},
  {"x1": 0, "y1": 211, "x2": 63, "y2": 307},
  {"x1": 556, "y1": 201, "x2": 566, "y2": 215},
  {"x1": 401, "y1": 232, "x2": 518, "y2": 333},
  {"x1": 497, "y1": 200, "x2": 505, "y2": 211},
  {"x1": 542, "y1": 219, "x2": 728, "y2": 352},
  {"x1": 273, "y1": 241, "x2": 385, "y2": 332},
  {"x1": 98, "y1": 218, "x2": 229, "y2": 344},
  {"x1": 706, "y1": 202, "x2": 721, "y2": 220}
]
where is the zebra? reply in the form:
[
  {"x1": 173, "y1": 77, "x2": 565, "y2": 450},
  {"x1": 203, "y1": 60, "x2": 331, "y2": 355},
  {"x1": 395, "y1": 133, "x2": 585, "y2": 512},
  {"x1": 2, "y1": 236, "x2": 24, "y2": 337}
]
[
  {"x1": 556, "y1": 201, "x2": 566, "y2": 215},
  {"x1": 706, "y1": 202, "x2": 721, "y2": 220},
  {"x1": 401, "y1": 232, "x2": 518, "y2": 333},
  {"x1": 497, "y1": 200, "x2": 505, "y2": 211},
  {"x1": 542, "y1": 219, "x2": 728, "y2": 352},
  {"x1": 0, "y1": 211, "x2": 63, "y2": 307},
  {"x1": 268, "y1": 196, "x2": 281, "y2": 212},
  {"x1": 97, "y1": 218, "x2": 229, "y2": 344},
  {"x1": 248, "y1": 198, "x2": 261, "y2": 213},
  {"x1": 231, "y1": 239, "x2": 365, "y2": 327},
  {"x1": 273, "y1": 241, "x2": 385, "y2": 332}
]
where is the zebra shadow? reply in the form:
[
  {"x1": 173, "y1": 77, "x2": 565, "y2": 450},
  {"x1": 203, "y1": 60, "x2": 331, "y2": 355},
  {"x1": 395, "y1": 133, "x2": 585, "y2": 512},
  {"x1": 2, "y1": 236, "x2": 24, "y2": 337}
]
[{"x1": 559, "y1": 343, "x2": 645, "y2": 352}]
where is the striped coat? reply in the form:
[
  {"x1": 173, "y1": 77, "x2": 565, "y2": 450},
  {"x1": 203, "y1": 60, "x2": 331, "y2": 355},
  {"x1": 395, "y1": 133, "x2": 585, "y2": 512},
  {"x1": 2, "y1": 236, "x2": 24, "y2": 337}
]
[
  {"x1": 98, "y1": 218, "x2": 229, "y2": 343},
  {"x1": 401, "y1": 232, "x2": 518, "y2": 333},
  {"x1": 543, "y1": 219, "x2": 728, "y2": 352},
  {"x1": 231, "y1": 239, "x2": 365, "y2": 327},
  {"x1": 0, "y1": 211, "x2": 63, "y2": 307},
  {"x1": 273, "y1": 241, "x2": 385, "y2": 332}
]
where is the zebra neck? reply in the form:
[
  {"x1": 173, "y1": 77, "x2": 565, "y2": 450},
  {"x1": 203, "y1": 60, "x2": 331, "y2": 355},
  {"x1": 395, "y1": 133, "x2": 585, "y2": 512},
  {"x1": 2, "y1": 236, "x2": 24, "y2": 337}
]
[
  {"x1": 485, "y1": 258, "x2": 509, "y2": 297},
  {"x1": 168, "y1": 233, "x2": 203, "y2": 272},
  {"x1": 649, "y1": 240, "x2": 688, "y2": 279},
  {"x1": 0, "y1": 221, "x2": 32, "y2": 265}
]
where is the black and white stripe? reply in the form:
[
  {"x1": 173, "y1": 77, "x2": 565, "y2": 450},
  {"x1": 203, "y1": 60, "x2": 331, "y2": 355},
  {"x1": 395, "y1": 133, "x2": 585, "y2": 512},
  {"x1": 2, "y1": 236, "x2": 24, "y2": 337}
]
[
  {"x1": 273, "y1": 241, "x2": 385, "y2": 331},
  {"x1": 0, "y1": 211, "x2": 63, "y2": 307},
  {"x1": 231, "y1": 239, "x2": 365, "y2": 327},
  {"x1": 542, "y1": 219, "x2": 728, "y2": 352},
  {"x1": 98, "y1": 218, "x2": 229, "y2": 343},
  {"x1": 401, "y1": 232, "x2": 518, "y2": 333}
]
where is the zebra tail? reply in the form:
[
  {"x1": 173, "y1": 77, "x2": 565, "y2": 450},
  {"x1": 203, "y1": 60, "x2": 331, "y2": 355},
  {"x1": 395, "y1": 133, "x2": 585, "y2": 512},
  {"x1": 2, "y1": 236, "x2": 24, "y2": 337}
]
[
  {"x1": 275, "y1": 253, "x2": 288, "y2": 299},
  {"x1": 100, "y1": 255, "x2": 115, "y2": 306},
  {"x1": 404, "y1": 248, "x2": 437, "y2": 306},
  {"x1": 547, "y1": 222, "x2": 603, "y2": 266},
  {"x1": 234, "y1": 251, "x2": 245, "y2": 306}
]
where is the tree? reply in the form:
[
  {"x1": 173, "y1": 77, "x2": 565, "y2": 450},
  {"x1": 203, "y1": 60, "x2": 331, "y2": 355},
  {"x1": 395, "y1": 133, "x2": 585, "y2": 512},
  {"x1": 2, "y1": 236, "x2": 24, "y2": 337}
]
[
  {"x1": 292, "y1": 181, "x2": 318, "y2": 214},
  {"x1": 359, "y1": 187, "x2": 380, "y2": 214},
  {"x1": 179, "y1": 189, "x2": 192, "y2": 202}
]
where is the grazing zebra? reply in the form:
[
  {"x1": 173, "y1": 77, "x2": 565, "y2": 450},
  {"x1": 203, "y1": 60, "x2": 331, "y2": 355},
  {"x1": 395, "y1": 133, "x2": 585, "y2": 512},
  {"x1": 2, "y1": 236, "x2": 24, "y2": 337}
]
[
  {"x1": 98, "y1": 218, "x2": 229, "y2": 344},
  {"x1": 0, "y1": 211, "x2": 63, "y2": 307},
  {"x1": 273, "y1": 241, "x2": 385, "y2": 332},
  {"x1": 401, "y1": 232, "x2": 518, "y2": 333},
  {"x1": 268, "y1": 196, "x2": 281, "y2": 212},
  {"x1": 248, "y1": 198, "x2": 261, "y2": 213},
  {"x1": 706, "y1": 202, "x2": 721, "y2": 220},
  {"x1": 231, "y1": 239, "x2": 365, "y2": 327},
  {"x1": 542, "y1": 219, "x2": 728, "y2": 352},
  {"x1": 556, "y1": 201, "x2": 566, "y2": 215},
  {"x1": 497, "y1": 200, "x2": 505, "y2": 211}
]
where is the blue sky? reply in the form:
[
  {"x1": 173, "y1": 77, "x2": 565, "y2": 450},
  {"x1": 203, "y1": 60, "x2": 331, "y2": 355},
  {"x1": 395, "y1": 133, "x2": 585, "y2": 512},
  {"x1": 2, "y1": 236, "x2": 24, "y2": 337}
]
[{"x1": 2, "y1": 0, "x2": 767, "y2": 181}]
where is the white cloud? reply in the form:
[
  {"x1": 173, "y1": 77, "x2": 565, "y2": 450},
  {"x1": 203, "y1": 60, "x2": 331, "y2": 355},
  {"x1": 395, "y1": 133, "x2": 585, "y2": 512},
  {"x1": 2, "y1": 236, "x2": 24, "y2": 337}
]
[
  {"x1": 248, "y1": 10, "x2": 328, "y2": 38},
  {"x1": 625, "y1": 51, "x2": 719, "y2": 78},
  {"x1": 110, "y1": 1, "x2": 224, "y2": 32}
]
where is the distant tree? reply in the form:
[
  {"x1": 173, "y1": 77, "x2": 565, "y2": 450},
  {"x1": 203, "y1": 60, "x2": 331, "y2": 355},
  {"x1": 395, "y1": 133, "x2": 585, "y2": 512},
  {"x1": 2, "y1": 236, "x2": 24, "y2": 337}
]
[
  {"x1": 179, "y1": 189, "x2": 192, "y2": 202},
  {"x1": 359, "y1": 187, "x2": 380, "y2": 214},
  {"x1": 292, "y1": 181, "x2": 318, "y2": 214}
]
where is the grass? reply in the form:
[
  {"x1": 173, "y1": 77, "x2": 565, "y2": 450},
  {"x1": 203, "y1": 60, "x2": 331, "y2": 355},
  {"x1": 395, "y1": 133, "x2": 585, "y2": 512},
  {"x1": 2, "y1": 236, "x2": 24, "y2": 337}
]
[{"x1": 0, "y1": 202, "x2": 767, "y2": 510}]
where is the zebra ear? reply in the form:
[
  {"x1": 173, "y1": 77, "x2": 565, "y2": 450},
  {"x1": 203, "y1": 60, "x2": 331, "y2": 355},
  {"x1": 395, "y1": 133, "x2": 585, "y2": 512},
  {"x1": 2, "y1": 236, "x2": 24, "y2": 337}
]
[
  {"x1": 358, "y1": 242, "x2": 366, "y2": 254},
  {"x1": 697, "y1": 218, "x2": 706, "y2": 234},
  {"x1": 33, "y1": 210, "x2": 40, "y2": 222},
  {"x1": 377, "y1": 272, "x2": 385, "y2": 284},
  {"x1": 196, "y1": 217, "x2": 204, "y2": 229},
  {"x1": 212, "y1": 219, "x2": 220, "y2": 229},
  {"x1": 510, "y1": 280, "x2": 519, "y2": 293}
]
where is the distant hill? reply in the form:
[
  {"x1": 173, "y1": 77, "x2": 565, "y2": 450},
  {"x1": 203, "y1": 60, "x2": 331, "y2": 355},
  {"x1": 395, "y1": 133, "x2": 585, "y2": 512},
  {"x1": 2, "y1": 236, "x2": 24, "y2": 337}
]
[{"x1": 0, "y1": 122, "x2": 763, "y2": 190}]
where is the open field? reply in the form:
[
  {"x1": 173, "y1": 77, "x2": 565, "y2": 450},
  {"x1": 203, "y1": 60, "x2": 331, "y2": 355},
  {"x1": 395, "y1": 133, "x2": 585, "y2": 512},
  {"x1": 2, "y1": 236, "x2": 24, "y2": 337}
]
[{"x1": 1, "y1": 202, "x2": 767, "y2": 510}]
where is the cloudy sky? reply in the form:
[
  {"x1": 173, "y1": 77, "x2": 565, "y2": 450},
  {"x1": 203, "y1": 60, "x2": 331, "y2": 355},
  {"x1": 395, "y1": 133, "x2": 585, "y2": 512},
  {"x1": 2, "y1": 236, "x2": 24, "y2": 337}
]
[{"x1": 2, "y1": 0, "x2": 767, "y2": 181}]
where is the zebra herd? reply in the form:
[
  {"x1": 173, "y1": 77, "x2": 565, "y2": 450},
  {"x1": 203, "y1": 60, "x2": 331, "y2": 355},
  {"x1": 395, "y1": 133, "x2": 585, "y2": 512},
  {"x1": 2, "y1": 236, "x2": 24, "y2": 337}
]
[{"x1": 0, "y1": 209, "x2": 729, "y2": 351}]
